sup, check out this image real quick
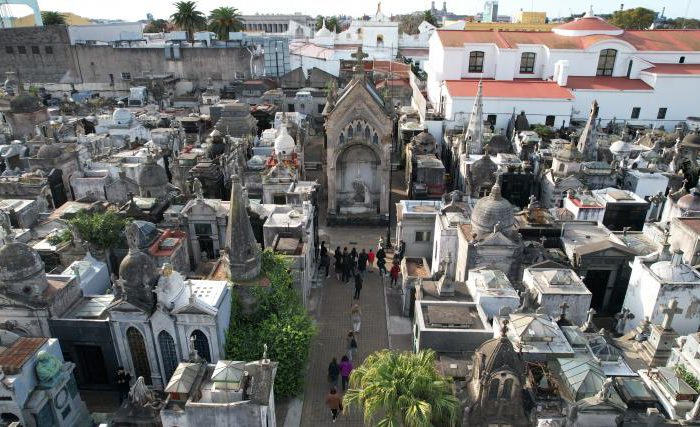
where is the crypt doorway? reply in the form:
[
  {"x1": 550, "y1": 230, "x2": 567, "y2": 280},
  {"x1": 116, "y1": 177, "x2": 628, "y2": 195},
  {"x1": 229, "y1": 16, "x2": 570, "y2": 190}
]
[{"x1": 335, "y1": 144, "x2": 380, "y2": 216}]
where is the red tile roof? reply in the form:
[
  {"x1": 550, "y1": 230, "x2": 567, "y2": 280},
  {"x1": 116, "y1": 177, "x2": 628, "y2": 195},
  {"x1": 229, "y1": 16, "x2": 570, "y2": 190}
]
[
  {"x1": 646, "y1": 63, "x2": 700, "y2": 75},
  {"x1": 554, "y1": 17, "x2": 621, "y2": 32},
  {"x1": 436, "y1": 29, "x2": 700, "y2": 52},
  {"x1": 0, "y1": 337, "x2": 48, "y2": 374},
  {"x1": 445, "y1": 79, "x2": 573, "y2": 99},
  {"x1": 566, "y1": 76, "x2": 653, "y2": 91}
]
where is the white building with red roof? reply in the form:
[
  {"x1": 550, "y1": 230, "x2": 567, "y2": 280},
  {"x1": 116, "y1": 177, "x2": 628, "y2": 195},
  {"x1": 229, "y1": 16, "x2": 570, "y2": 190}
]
[{"x1": 426, "y1": 7, "x2": 700, "y2": 131}]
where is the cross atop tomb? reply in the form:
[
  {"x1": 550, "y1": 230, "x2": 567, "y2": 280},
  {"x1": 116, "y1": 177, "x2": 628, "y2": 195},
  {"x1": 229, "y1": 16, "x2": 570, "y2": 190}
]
[
  {"x1": 500, "y1": 319, "x2": 509, "y2": 337},
  {"x1": 661, "y1": 299, "x2": 682, "y2": 330},
  {"x1": 351, "y1": 46, "x2": 369, "y2": 71}
]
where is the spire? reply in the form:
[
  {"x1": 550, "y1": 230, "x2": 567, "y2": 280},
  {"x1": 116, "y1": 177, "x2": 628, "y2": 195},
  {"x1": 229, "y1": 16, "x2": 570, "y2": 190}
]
[
  {"x1": 225, "y1": 174, "x2": 261, "y2": 280},
  {"x1": 577, "y1": 100, "x2": 599, "y2": 161},
  {"x1": 585, "y1": 5, "x2": 594, "y2": 18},
  {"x1": 321, "y1": 17, "x2": 327, "y2": 30},
  {"x1": 464, "y1": 80, "x2": 484, "y2": 155}
]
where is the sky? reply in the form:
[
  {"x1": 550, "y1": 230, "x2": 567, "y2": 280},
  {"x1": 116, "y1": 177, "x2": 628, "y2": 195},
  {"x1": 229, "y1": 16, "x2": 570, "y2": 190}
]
[{"x1": 2, "y1": 0, "x2": 699, "y2": 21}]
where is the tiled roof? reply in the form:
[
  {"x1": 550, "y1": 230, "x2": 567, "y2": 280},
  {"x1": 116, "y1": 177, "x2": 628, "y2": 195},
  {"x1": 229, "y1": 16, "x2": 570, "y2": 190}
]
[
  {"x1": 445, "y1": 79, "x2": 573, "y2": 99},
  {"x1": 436, "y1": 29, "x2": 700, "y2": 51},
  {"x1": 566, "y1": 76, "x2": 653, "y2": 91},
  {"x1": 0, "y1": 337, "x2": 48, "y2": 374},
  {"x1": 645, "y1": 63, "x2": 700, "y2": 75}
]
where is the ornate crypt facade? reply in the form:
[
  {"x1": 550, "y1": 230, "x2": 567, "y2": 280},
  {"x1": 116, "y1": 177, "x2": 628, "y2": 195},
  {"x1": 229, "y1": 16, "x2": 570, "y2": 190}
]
[{"x1": 324, "y1": 47, "x2": 393, "y2": 224}]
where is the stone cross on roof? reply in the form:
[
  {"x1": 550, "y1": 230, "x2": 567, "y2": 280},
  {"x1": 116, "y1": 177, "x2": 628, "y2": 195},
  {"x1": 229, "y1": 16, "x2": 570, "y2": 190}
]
[
  {"x1": 351, "y1": 46, "x2": 368, "y2": 70},
  {"x1": 661, "y1": 299, "x2": 682, "y2": 330},
  {"x1": 500, "y1": 319, "x2": 509, "y2": 337}
]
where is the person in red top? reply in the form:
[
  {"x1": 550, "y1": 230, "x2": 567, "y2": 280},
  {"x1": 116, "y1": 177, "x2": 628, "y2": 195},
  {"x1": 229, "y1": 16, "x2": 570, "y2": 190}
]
[
  {"x1": 367, "y1": 249, "x2": 375, "y2": 272},
  {"x1": 390, "y1": 261, "x2": 400, "y2": 288}
]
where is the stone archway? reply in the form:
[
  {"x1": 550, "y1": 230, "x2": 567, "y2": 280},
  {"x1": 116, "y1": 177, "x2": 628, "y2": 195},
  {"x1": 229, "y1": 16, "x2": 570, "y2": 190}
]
[{"x1": 335, "y1": 143, "x2": 381, "y2": 215}]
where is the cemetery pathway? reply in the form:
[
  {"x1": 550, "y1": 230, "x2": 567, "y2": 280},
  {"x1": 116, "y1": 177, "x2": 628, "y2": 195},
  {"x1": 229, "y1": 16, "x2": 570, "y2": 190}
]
[{"x1": 299, "y1": 228, "x2": 391, "y2": 426}]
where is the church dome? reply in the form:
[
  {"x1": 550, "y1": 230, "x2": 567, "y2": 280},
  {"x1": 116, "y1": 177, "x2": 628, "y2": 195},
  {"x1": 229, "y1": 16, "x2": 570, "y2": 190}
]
[
  {"x1": 0, "y1": 242, "x2": 45, "y2": 283},
  {"x1": 471, "y1": 181, "x2": 516, "y2": 237},
  {"x1": 553, "y1": 7, "x2": 623, "y2": 36},
  {"x1": 36, "y1": 143, "x2": 63, "y2": 159},
  {"x1": 274, "y1": 125, "x2": 295, "y2": 156},
  {"x1": 137, "y1": 156, "x2": 169, "y2": 189},
  {"x1": 678, "y1": 188, "x2": 700, "y2": 212},
  {"x1": 315, "y1": 18, "x2": 332, "y2": 38}
]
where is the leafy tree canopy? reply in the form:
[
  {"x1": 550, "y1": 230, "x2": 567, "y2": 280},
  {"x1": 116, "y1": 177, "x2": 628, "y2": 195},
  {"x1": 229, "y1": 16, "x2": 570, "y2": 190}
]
[
  {"x1": 209, "y1": 6, "x2": 243, "y2": 40},
  {"x1": 315, "y1": 15, "x2": 341, "y2": 33},
  {"x1": 659, "y1": 17, "x2": 700, "y2": 29},
  {"x1": 170, "y1": 1, "x2": 206, "y2": 42},
  {"x1": 41, "y1": 11, "x2": 67, "y2": 25},
  {"x1": 68, "y1": 210, "x2": 128, "y2": 250},
  {"x1": 144, "y1": 19, "x2": 171, "y2": 33},
  {"x1": 398, "y1": 11, "x2": 436, "y2": 35},
  {"x1": 344, "y1": 349, "x2": 460, "y2": 427},
  {"x1": 225, "y1": 251, "x2": 315, "y2": 398},
  {"x1": 608, "y1": 7, "x2": 657, "y2": 30}
]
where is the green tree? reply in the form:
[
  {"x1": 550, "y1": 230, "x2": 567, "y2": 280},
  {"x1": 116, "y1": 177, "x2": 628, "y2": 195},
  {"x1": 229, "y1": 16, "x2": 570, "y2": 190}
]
[
  {"x1": 315, "y1": 15, "x2": 340, "y2": 33},
  {"x1": 41, "y1": 11, "x2": 67, "y2": 25},
  {"x1": 208, "y1": 6, "x2": 243, "y2": 40},
  {"x1": 68, "y1": 210, "x2": 127, "y2": 250},
  {"x1": 662, "y1": 17, "x2": 700, "y2": 29},
  {"x1": 398, "y1": 13, "x2": 423, "y2": 35},
  {"x1": 170, "y1": 1, "x2": 206, "y2": 43},
  {"x1": 608, "y1": 7, "x2": 657, "y2": 30},
  {"x1": 225, "y1": 251, "x2": 315, "y2": 398},
  {"x1": 423, "y1": 10, "x2": 438, "y2": 26},
  {"x1": 144, "y1": 19, "x2": 170, "y2": 33},
  {"x1": 344, "y1": 349, "x2": 460, "y2": 427}
]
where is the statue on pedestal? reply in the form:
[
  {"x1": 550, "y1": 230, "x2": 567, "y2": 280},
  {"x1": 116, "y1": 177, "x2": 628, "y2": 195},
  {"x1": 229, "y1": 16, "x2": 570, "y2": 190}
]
[{"x1": 35, "y1": 351, "x2": 62, "y2": 387}]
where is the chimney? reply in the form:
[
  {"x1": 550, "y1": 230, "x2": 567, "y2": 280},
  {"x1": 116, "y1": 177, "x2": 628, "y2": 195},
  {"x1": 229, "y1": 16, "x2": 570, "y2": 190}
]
[{"x1": 555, "y1": 60, "x2": 570, "y2": 86}]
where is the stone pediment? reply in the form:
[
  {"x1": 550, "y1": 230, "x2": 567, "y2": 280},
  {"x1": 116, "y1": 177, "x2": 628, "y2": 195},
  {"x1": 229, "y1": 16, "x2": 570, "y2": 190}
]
[
  {"x1": 575, "y1": 240, "x2": 637, "y2": 258},
  {"x1": 326, "y1": 79, "x2": 391, "y2": 139},
  {"x1": 172, "y1": 299, "x2": 217, "y2": 316},
  {"x1": 477, "y1": 231, "x2": 515, "y2": 246},
  {"x1": 107, "y1": 297, "x2": 152, "y2": 313},
  {"x1": 555, "y1": 175, "x2": 584, "y2": 188}
]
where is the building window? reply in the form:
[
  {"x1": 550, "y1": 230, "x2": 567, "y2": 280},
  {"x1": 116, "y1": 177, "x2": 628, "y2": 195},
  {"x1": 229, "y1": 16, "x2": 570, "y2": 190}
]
[
  {"x1": 487, "y1": 114, "x2": 497, "y2": 127},
  {"x1": 45, "y1": 46, "x2": 53, "y2": 54},
  {"x1": 191, "y1": 330, "x2": 211, "y2": 362},
  {"x1": 657, "y1": 108, "x2": 667, "y2": 119},
  {"x1": 31, "y1": 45, "x2": 39, "y2": 54},
  {"x1": 501, "y1": 378, "x2": 514, "y2": 398},
  {"x1": 158, "y1": 331, "x2": 178, "y2": 383},
  {"x1": 318, "y1": 104, "x2": 324, "y2": 114},
  {"x1": 376, "y1": 35, "x2": 384, "y2": 47},
  {"x1": 126, "y1": 327, "x2": 152, "y2": 385},
  {"x1": 488, "y1": 378, "x2": 500, "y2": 400},
  {"x1": 519, "y1": 52, "x2": 536, "y2": 73},
  {"x1": 545, "y1": 115, "x2": 555, "y2": 126},
  {"x1": 631, "y1": 107, "x2": 641, "y2": 119},
  {"x1": 596, "y1": 49, "x2": 617, "y2": 76},
  {"x1": 415, "y1": 231, "x2": 432, "y2": 242},
  {"x1": 194, "y1": 223, "x2": 212, "y2": 236},
  {"x1": 17, "y1": 46, "x2": 26, "y2": 54},
  {"x1": 468, "y1": 51, "x2": 484, "y2": 73},
  {"x1": 5, "y1": 46, "x2": 13, "y2": 54},
  {"x1": 121, "y1": 72, "x2": 132, "y2": 80},
  {"x1": 680, "y1": 56, "x2": 685, "y2": 64},
  {"x1": 288, "y1": 103, "x2": 295, "y2": 112}
]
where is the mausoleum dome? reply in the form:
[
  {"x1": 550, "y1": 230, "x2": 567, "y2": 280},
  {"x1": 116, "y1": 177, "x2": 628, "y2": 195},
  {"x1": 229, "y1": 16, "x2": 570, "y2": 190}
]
[
  {"x1": 650, "y1": 257, "x2": 699, "y2": 283},
  {"x1": 36, "y1": 143, "x2": 63, "y2": 159},
  {"x1": 274, "y1": 125, "x2": 295, "y2": 156},
  {"x1": 474, "y1": 333, "x2": 523, "y2": 378},
  {"x1": 315, "y1": 18, "x2": 332, "y2": 38},
  {"x1": 678, "y1": 188, "x2": 700, "y2": 212},
  {"x1": 0, "y1": 242, "x2": 45, "y2": 283},
  {"x1": 112, "y1": 102, "x2": 133, "y2": 125},
  {"x1": 471, "y1": 181, "x2": 516, "y2": 238},
  {"x1": 119, "y1": 248, "x2": 157, "y2": 290},
  {"x1": 681, "y1": 131, "x2": 700, "y2": 149},
  {"x1": 137, "y1": 156, "x2": 169, "y2": 190}
]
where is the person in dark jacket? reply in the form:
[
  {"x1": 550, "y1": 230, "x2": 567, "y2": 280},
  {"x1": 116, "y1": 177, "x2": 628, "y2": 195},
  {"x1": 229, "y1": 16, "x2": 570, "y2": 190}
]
[
  {"x1": 357, "y1": 249, "x2": 368, "y2": 279},
  {"x1": 115, "y1": 366, "x2": 132, "y2": 404},
  {"x1": 353, "y1": 273, "x2": 363, "y2": 300},
  {"x1": 334, "y1": 246, "x2": 343, "y2": 280},
  {"x1": 327, "y1": 357, "x2": 340, "y2": 387}
]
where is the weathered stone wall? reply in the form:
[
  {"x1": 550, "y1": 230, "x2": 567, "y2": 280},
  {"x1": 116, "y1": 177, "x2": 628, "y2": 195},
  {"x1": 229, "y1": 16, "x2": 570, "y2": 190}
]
[
  {"x1": 1, "y1": 25, "x2": 253, "y2": 87},
  {"x1": 0, "y1": 25, "x2": 79, "y2": 83}
]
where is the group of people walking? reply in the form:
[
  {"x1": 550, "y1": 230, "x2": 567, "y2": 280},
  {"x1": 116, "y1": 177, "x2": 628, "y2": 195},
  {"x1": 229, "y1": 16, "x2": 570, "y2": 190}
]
[{"x1": 322, "y1": 238, "x2": 405, "y2": 422}]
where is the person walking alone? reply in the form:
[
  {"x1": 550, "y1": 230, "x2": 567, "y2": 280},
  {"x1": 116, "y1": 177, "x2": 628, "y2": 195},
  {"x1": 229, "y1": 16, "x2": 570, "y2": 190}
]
[
  {"x1": 353, "y1": 273, "x2": 363, "y2": 300},
  {"x1": 346, "y1": 331, "x2": 358, "y2": 361},
  {"x1": 328, "y1": 357, "x2": 340, "y2": 387},
  {"x1": 342, "y1": 247, "x2": 351, "y2": 284},
  {"x1": 376, "y1": 247, "x2": 387, "y2": 274},
  {"x1": 339, "y1": 356, "x2": 353, "y2": 391},
  {"x1": 351, "y1": 304, "x2": 361, "y2": 333},
  {"x1": 334, "y1": 246, "x2": 343, "y2": 280},
  {"x1": 357, "y1": 249, "x2": 368, "y2": 279},
  {"x1": 367, "y1": 248, "x2": 375, "y2": 272},
  {"x1": 325, "y1": 387, "x2": 342, "y2": 423},
  {"x1": 390, "y1": 260, "x2": 401, "y2": 288}
]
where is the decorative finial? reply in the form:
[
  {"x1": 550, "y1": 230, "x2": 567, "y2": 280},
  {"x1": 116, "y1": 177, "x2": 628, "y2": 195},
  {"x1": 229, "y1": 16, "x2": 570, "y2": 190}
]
[
  {"x1": 500, "y1": 319, "x2": 509, "y2": 337},
  {"x1": 262, "y1": 343, "x2": 268, "y2": 362}
]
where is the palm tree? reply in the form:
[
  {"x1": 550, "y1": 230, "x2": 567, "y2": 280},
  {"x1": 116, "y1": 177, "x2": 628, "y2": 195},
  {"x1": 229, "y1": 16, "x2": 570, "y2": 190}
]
[
  {"x1": 170, "y1": 1, "x2": 206, "y2": 43},
  {"x1": 41, "y1": 11, "x2": 67, "y2": 25},
  {"x1": 343, "y1": 349, "x2": 460, "y2": 427},
  {"x1": 208, "y1": 6, "x2": 243, "y2": 41}
]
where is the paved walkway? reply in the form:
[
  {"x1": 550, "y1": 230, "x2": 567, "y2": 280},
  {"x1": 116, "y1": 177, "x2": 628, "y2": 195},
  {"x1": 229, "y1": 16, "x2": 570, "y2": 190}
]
[{"x1": 299, "y1": 230, "x2": 390, "y2": 426}]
